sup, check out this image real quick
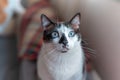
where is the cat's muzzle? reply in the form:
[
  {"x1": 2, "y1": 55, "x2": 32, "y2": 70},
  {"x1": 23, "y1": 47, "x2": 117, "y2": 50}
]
[{"x1": 61, "y1": 45, "x2": 69, "y2": 53}]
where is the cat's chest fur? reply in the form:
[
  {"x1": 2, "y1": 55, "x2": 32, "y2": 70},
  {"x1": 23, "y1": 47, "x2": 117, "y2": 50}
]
[{"x1": 37, "y1": 43, "x2": 84, "y2": 80}]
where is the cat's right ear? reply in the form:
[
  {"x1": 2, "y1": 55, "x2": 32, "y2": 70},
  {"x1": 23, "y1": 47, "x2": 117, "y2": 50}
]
[{"x1": 41, "y1": 14, "x2": 53, "y2": 30}]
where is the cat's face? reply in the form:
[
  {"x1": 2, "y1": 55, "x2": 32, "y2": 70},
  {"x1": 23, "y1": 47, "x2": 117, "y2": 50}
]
[{"x1": 41, "y1": 13, "x2": 81, "y2": 53}]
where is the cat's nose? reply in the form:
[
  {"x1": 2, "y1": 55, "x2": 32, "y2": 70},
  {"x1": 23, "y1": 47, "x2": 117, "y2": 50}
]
[
  {"x1": 59, "y1": 38, "x2": 68, "y2": 46},
  {"x1": 59, "y1": 33, "x2": 68, "y2": 46},
  {"x1": 62, "y1": 40, "x2": 68, "y2": 46}
]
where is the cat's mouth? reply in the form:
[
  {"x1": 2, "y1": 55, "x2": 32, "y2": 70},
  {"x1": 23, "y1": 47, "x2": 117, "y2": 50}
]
[
  {"x1": 61, "y1": 50, "x2": 68, "y2": 53},
  {"x1": 61, "y1": 47, "x2": 69, "y2": 53}
]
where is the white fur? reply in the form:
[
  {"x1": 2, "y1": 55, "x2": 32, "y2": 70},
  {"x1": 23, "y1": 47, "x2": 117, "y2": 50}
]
[{"x1": 37, "y1": 38, "x2": 84, "y2": 80}]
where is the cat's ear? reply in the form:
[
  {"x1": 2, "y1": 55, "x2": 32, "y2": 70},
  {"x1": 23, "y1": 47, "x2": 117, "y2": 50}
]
[
  {"x1": 69, "y1": 13, "x2": 81, "y2": 29},
  {"x1": 41, "y1": 14, "x2": 53, "y2": 30}
]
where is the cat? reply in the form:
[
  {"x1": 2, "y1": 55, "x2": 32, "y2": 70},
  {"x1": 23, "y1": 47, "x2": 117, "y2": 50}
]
[{"x1": 37, "y1": 13, "x2": 86, "y2": 80}]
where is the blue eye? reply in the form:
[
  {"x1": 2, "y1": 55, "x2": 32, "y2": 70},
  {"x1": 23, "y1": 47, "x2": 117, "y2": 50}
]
[
  {"x1": 52, "y1": 31, "x2": 59, "y2": 38},
  {"x1": 68, "y1": 31, "x2": 75, "y2": 37}
]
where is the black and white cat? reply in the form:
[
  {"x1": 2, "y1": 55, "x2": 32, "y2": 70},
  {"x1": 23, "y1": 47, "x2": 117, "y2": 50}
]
[{"x1": 37, "y1": 13, "x2": 86, "y2": 80}]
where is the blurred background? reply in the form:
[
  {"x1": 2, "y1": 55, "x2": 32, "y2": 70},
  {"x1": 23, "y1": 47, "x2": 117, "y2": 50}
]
[{"x1": 0, "y1": 0, "x2": 120, "y2": 80}]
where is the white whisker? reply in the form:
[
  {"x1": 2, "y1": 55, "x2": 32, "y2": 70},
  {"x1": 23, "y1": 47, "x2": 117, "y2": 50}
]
[
  {"x1": 82, "y1": 47, "x2": 97, "y2": 56},
  {"x1": 42, "y1": 48, "x2": 57, "y2": 58}
]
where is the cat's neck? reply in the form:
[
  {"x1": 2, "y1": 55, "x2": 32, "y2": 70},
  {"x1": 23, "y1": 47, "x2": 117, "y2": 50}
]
[{"x1": 38, "y1": 42, "x2": 84, "y2": 80}]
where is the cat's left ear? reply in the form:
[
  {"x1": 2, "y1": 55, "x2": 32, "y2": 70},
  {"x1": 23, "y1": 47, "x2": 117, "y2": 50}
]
[{"x1": 69, "y1": 13, "x2": 81, "y2": 29}]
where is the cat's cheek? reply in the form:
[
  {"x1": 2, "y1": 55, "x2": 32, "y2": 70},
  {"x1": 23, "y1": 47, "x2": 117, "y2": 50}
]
[
  {"x1": 69, "y1": 40, "x2": 78, "y2": 49},
  {"x1": 68, "y1": 42, "x2": 74, "y2": 49},
  {"x1": 55, "y1": 44, "x2": 63, "y2": 51},
  {"x1": 52, "y1": 38, "x2": 59, "y2": 44}
]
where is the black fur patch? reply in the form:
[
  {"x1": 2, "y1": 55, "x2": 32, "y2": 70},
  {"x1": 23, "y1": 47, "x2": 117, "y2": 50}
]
[
  {"x1": 43, "y1": 26, "x2": 58, "y2": 42},
  {"x1": 43, "y1": 30, "x2": 52, "y2": 41}
]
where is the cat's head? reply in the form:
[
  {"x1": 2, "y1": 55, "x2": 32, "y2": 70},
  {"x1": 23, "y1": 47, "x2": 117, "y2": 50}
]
[{"x1": 41, "y1": 13, "x2": 81, "y2": 53}]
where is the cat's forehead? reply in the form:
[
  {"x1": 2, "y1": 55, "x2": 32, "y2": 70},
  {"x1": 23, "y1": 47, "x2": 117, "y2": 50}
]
[
  {"x1": 45, "y1": 22, "x2": 74, "y2": 33},
  {"x1": 56, "y1": 22, "x2": 73, "y2": 31}
]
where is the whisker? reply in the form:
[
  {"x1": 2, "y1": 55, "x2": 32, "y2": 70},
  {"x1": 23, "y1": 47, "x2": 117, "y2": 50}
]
[
  {"x1": 81, "y1": 39, "x2": 97, "y2": 57},
  {"x1": 82, "y1": 39, "x2": 89, "y2": 45},
  {"x1": 82, "y1": 47, "x2": 96, "y2": 57},
  {"x1": 85, "y1": 52, "x2": 96, "y2": 57},
  {"x1": 83, "y1": 47, "x2": 96, "y2": 52},
  {"x1": 42, "y1": 48, "x2": 57, "y2": 58}
]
